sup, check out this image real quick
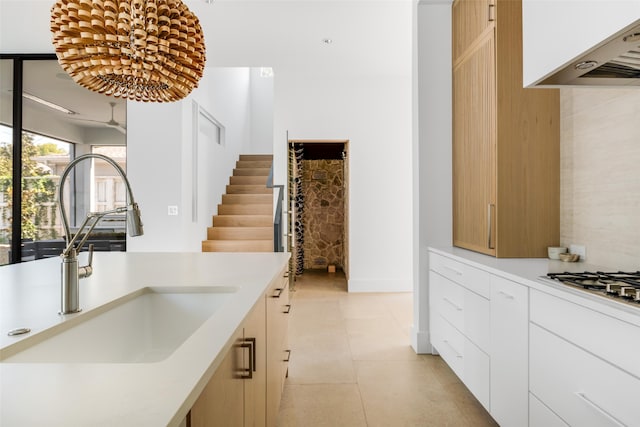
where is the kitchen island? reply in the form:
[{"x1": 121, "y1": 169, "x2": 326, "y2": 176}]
[{"x1": 0, "y1": 252, "x2": 290, "y2": 426}]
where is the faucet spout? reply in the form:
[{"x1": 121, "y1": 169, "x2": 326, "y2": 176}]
[{"x1": 57, "y1": 153, "x2": 143, "y2": 314}]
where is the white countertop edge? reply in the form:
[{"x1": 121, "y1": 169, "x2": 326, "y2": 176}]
[{"x1": 428, "y1": 246, "x2": 640, "y2": 328}]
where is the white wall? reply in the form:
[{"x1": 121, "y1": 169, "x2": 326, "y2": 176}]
[
  {"x1": 250, "y1": 69, "x2": 274, "y2": 154},
  {"x1": 127, "y1": 67, "x2": 255, "y2": 252},
  {"x1": 414, "y1": 0, "x2": 453, "y2": 353},
  {"x1": 273, "y1": 72, "x2": 414, "y2": 292}
]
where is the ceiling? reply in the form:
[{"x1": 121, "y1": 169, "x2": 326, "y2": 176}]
[
  {"x1": 0, "y1": 0, "x2": 411, "y2": 141},
  {"x1": 187, "y1": 0, "x2": 412, "y2": 77}
]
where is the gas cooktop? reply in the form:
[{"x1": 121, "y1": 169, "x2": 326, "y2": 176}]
[{"x1": 544, "y1": 271, "x2": 640, "y2": 307}]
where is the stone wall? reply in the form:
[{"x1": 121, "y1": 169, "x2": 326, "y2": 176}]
[{"x1": 302, "y1": 159, "x2": 344, "y2": 270}]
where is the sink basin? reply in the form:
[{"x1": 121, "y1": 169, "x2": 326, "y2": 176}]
[{"x1": 1, "y1": 286, "x2": 237, "y2": 363}]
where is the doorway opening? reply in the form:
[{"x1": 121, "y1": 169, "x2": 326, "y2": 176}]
[{"x1": 288, "y1": 140, "x2": 349, "y2": 287}]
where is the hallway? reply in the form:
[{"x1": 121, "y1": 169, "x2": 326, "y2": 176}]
[{"x1": 276, "y1": 270, "x2": 497, "y2": 426}]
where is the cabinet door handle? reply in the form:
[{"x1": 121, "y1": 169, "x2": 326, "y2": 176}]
[
  {"x1": 488, "y1": 3, "x2": 495, "y2": 21},
  {"x1": 443, "y1": 297, "x2": 463, "y2": 311},
  {"x1": 574, "y1": 392, "x2": 625, "y2": 427},
  {"x1": 443, "y1": 265, "x2": 463, "y2": 276},
  {"x1": 487, "y1": 203, "x2": 495, "y2": 249},
  {"x1": 283, "y1": 349, "x2": 291, "y2": 362},
  {"x1": 240, "y1": 338, "x2": 256, "y2": 378},
  {"x1": 443, "y1": 339, "x2": 463, "y2": 359},
  {"x1": 283, "y1": 304, "x2": 292, "y2": 314},
  {"x1": 497, "y1": 290, "x2": 515, "y2": 300},
  {"x1": 240, "y1": 341, "x2": 253, "y2": 379},
  {"x1": 271, "y1": 288, "x2": 284, "y2": 298}
]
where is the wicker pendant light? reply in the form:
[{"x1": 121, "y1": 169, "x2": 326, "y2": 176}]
[{"x1": 50, "y1": 0, "x2": 206, "y2": 102}]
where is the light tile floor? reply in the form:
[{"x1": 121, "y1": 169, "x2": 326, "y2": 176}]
[{"x1": 276, "y1": 270, "x2": 498, "y2": 427}]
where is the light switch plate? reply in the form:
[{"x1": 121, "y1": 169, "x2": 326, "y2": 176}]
[
  {"x1": 168, "y1": 206, "x2": 178, "y2": 216},
  {"x1": 569, "y1": 244, "x2": 586, "y2": 260}
]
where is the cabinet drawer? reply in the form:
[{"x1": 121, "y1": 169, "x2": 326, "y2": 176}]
[
  {"x1": 463, "y1": 334, "x2": 490, "y2": 411},
  {"x1": 430, "y1": 272, "x2": 465, "y2": 331},
  {"x1": 430, "y1": 272, "x2": 490, "y2": 352},
  {"x1": 430, "y1": 253, "x2": 490, "y2": 298},
  {"x1": 529, "y1": 393, "x2": 568, "y2": 427},
  {"x1": 431, "y1": 313, "x2": 465, "y2": 379},
  {"x1": 431, "y1": 313, "x2": 490, "y2": 411},
  {"x1": 530, "y1": 289, "x2": 640, "y2": 378},
  {"x1": 530, "y1": 324, "x2": 640, "y2": 427}
]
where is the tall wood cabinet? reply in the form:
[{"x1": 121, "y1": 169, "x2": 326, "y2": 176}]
[{"x1": 452, "y1": 0, "x2": 560, "y2": 258}]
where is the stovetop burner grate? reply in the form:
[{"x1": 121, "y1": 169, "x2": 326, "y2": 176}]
[{"x1": 546, "y1": 271, "x2": 640, "y2": 305}]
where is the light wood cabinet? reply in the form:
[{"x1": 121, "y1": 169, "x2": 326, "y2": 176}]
[
  {"x1": 191, "y1": 267, "x2": 289, "y2": 427},
  {"x1": 190, "y1": 328, "x2": 245, "y2": 427},
  {"x1": 266, "y1": 270, "x2": 290, "y2": 427},
  {"x1": 452, "y1": 0, "x2": 494, "y2": 62},
  {"x1": 244, "y1": 294, "x2": 266, "y2": 427},
  {"x1": 452, "y1": 0, "x2": 560, "y2": 258}
]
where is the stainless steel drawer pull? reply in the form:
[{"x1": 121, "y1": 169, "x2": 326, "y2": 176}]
[
  {"x1": 443, "y1": 297, "x2": 463, "y2": 311},
  {"x1": 443, "y1": 339, "x2": 463, "y2": 359},
  {"x1": 283, "y1": 349, "x2": 291, "y2": 362},
  {"x1": 443, "y1": 265, "x2": 463, "y2": 276},
  {"x1": 271, "y1": 288, "x2": 284, "y2": 298},
  {"x1": 283, "y1": 304, "x2": 292, "y2": 314},
  {"x1": 497, "y1": 290, "x2": 515, "y2": 300},
  {"x1": 574, "y1": 392, "x2": 626, "y2": 427}
]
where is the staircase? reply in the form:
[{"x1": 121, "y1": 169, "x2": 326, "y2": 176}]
[{"x1": 202, "y1": 154, "x2": 274, "y2": 252}]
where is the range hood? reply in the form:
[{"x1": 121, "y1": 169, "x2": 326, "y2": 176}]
[{"x1": 539, "y1": 19, "x2": 640, "y2": 86}]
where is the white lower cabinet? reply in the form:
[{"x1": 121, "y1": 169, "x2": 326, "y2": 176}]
[
  {"x1": 490, "y1": 276, "x2": 528, "y2": 427},
  {"x1": 429, "y1": 249, "x2": 640, "y2": 427},
  {"x1": 530, "y1": 323, "x2": 640, "y2": 427},
  {"x1": 429, "y1": 254, "x2": 490, "y2": 411},
  {"x1": 529, "y1": 393, "x2": 568, "y2": 427},
  {"x1": 462, "y1": 334, "x2": 490, "y2": 409}
]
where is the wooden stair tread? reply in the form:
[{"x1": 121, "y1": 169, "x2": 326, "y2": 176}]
[
  {"x1": 239, "y1": 154, "x2": 273, "y2": 161},
  {"x1": 202, "y1": 240, "x2": 273, "y2": 252},
  {"x1": 217, "y1": 204, "x2": 272, "y2": 215},
  {"x1": 236, "y1": 160, "x2": 273, "y2": 169},
  {"x1": 225, "y1": 185, "x2": 273, "y2": 195},
  {"x1": 230, "y1": 176, "x2": 268, "y2": 185},
  {"x1": 222, "y1": 194, "x2": 273, "y2": 204},
  {"x1": 207, "y1": 226, "x2": 273, "y2": 240},
  {"x1": 233, "y1": 168, "x2": 271, "y2": 176},
  {"x1": 213, "y1": 215, "x2": 272, "y2": 227}
]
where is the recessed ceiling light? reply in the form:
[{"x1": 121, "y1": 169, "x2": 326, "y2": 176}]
[{"x1": 322, "y1": 38, "x2": 333, "y2": 44}]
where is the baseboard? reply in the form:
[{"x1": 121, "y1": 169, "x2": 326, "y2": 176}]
[
  {"x1": 347, "y1": 278, "x2": 412, "y2": 293},
  {"x1": 411, "y1": 328, "x2": 433, "y2": 354}
]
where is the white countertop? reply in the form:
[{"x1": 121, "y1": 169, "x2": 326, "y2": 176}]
[
  {"x1": 0, "y1": 252, "x2": 290, "y2": 427},
  {"x1": 429, "y1": 247, "x2": 640, "y2": 327}
]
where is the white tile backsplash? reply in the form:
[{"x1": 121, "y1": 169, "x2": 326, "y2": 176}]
[{"x1": 560, "y1": 88, "x2": 640, "y2": 270}]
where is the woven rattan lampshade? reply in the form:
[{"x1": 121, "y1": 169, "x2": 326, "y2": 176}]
[{"x1": 50, "y1": 0, "x2": 206, "y2": 102}]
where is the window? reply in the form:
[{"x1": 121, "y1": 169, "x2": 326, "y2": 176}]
[{"x1": 1, "y1": 55, "x2": 127, "y2": 264}]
